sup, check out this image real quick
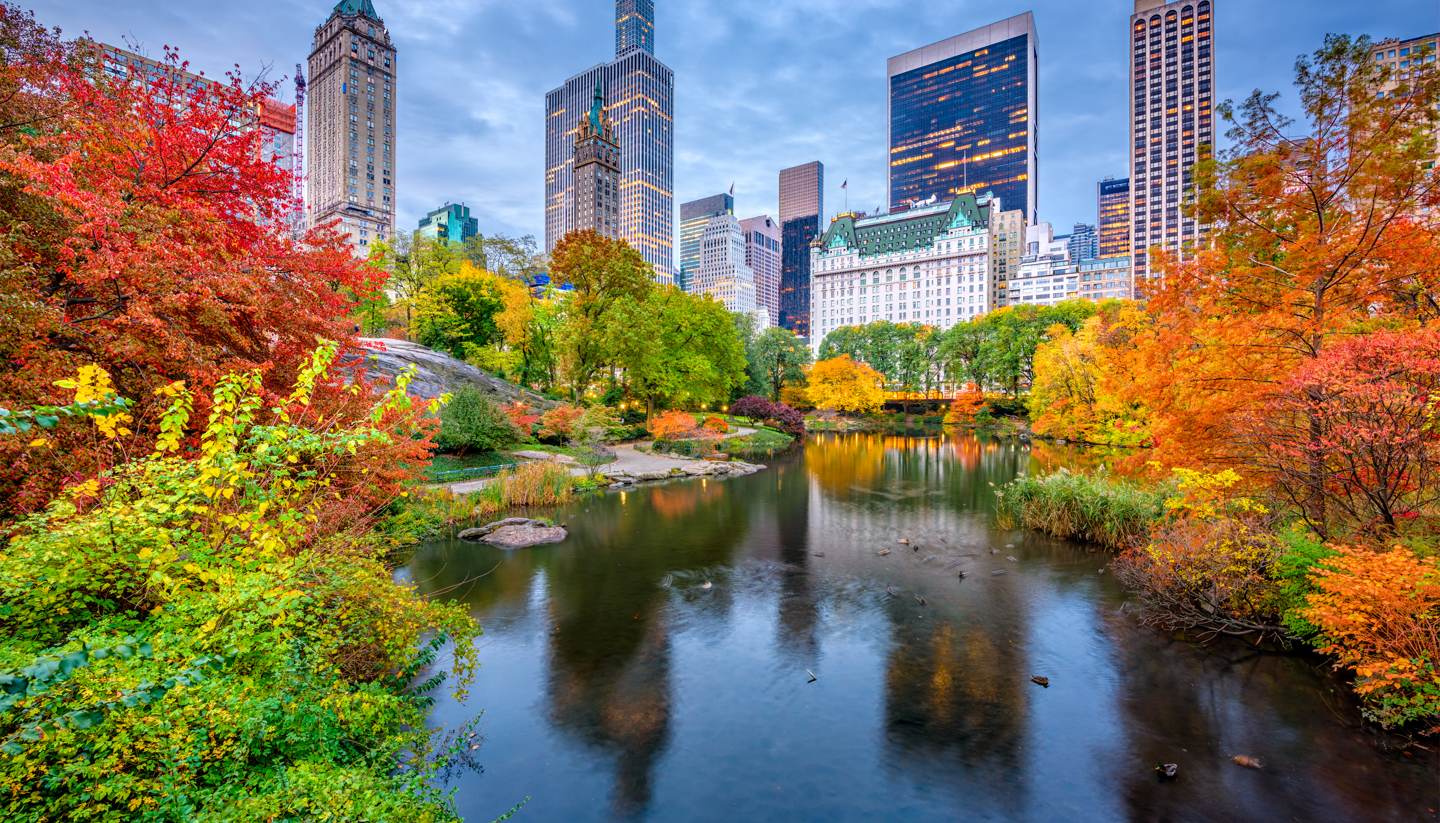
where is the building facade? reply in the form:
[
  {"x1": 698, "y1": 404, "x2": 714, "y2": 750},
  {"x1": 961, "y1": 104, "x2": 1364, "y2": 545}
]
[
  {"x1": 1097, "y1": 177, "x2": 1131, "y2": 259},
  {"x1": 545, "y1": 0, "x2": 674, "y2": 282},
  {"x1": 678, "y1": 193, "x2": 733, "y2": 292},
  {"x1": 572, "y1": 81, "x2": 621, "y2": 240},
  {"x1": 1067, "y1": 223, "x2": 1099, "y2": 263},
  {"x1": 778, "y1": 161, "x2": 824, "y2": 340},
  {"x1": 693, "y1": 213, "x2": 758, "y2": 316},
  {"x1": 416, "y1": 203, "x2": 478, "y2": 246},
  {"x1": 1076, "y1": 256, "x2": 1135, "y2": 301},
  {"x1": 1010, "y1": 222, "x2": 1074, "y2": 306},
  {"x1": 1372, "y1": 33, "x2": 1440, "y2": 166},
  {"x1": 987, "y1": 201, "x2": 1024, "y2": 308},
  {"x1": 741, "y1": 216, "x2": 782, "y2": 326},
  {"x1": 809, "y1": 196, "x2": 993, "y2": 351},
  {"x1": 888, "y1": 13, "x2": 1038, "y2": 224},
  {"x1": 307, "y1": 0, "x2": 397, "y2": 255},
  {"x1": 1129, "y1": 0, "x2": 1214, "y2": 284}
]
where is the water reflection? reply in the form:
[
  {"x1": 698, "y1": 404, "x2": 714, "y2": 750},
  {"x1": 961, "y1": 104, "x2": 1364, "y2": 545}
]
[{"x1": 409, "y1": 432, "x2": 1435, "y2": 822}]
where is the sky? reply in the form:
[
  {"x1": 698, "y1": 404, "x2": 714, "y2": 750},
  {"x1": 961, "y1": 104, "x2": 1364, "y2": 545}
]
[{"x1": 27, "y1": 0, "x2": 1431, "y2": 245}]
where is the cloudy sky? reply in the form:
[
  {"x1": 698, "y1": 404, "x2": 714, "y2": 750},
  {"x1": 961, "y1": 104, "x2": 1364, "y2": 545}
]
[{"x1": 29, "y1": 0, "x2": 1426, "y2": 243}]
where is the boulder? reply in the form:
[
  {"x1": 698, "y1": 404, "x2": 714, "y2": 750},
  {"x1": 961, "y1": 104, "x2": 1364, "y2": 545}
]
[{"x1": 482, "y1": 522, "x2": 568, "y2": 550}]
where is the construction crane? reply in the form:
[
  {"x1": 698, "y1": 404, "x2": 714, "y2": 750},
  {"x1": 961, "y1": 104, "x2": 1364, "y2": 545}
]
[{"x1": 292, "y1": 63, "x2": 306, "y2": 237}]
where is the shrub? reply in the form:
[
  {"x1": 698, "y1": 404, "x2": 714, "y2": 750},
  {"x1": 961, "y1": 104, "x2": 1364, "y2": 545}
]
[
  {"x1": 648, "y1": 410, "x2": 698, "y2": 440},
  {"x1": 943, "y1": 390, "x2": 985, "y2": 426},
  {"x1": 1301, "y1": 546, "x2": 1440, "y2": 731},
  {"x1": 730, "y1": 395, "x2": 774, "y2": 421},
  {"x1": 995, "y1": 470, "x2": 1166, "y2": 551},
  {"x1": 502, "y1": 401, "x2": 541, "y2": 436},
  {"x1": 702, "y1": 415, "x2": 729, "y2": 434},
  {"x1": 436, "y1": 387, "x2": 520, "y2": 455},
  {"x1": 766, "y1": 403, "x2": 806, "y2": 437},
  {"x1": 538, "y1": 403, "x2": 586, "y2": 442}
]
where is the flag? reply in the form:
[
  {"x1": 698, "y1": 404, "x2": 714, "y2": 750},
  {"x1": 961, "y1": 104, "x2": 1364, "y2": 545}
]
[
  {"x1": 728, "y1": 182, "x2": 735, "y2": 197},
  {"x1": 842, "y1": 179, "x2": 848, "y2": 189}
]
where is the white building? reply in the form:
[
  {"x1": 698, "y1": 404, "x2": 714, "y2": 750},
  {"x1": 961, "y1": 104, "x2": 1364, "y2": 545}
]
[
  {"x1": 740, "y1": 215, "x2": 782, "y2": 326},
  {"x1": 809, "y1": 195, "x2": 994, "y2": 352},
  {"x1": 1076, "y1": 256, "x2": 1135, "y2": 302},
  {"x1": 1009, "y1": 221, "x2": 1077, "y2": 306},
  {"x1": 693, "y1": 213, "x2": 758, "y2": 315}
]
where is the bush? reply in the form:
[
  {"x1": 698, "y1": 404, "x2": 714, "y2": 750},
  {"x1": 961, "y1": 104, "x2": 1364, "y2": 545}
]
[
  {"x1": 502, "y1": 401, "x2": 541, "y2": 436},
  {"x1": 702, "y1": 415, "x2": 729, "y2": 434},
  {"x1": 648, "y1": 410, "x2": 698, "y2": 440},
  {"x1": 1301, "y1": 546, "x2": 1440, "y2": 731},
  {"x1": 995, "y1": 470, "x2": 1165, "y2": 551},
  {"x1": 730, "y1": 395, "x2": 773, "y2": 421},
  {"x1": 472, "y1": 461, "x2": 576, "y2": 515},
  {"x1": 436, "y1": 387, "x2": 520, "y2": 454},
  {"x1": 538, "y1": 403, "x2": 586, "y2": 442},
  {"x1": 728, "y1": 396, "x2": 804, "y2": 437},
  {"x1": 943, "y1": 390, "x2": 985, "y2": 425}
]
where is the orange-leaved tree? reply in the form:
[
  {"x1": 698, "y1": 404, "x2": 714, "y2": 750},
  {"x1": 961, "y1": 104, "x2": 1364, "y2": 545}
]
[
  {"x1": 0, "y1": 12, "x2": 385, "y2": 513},
  {"x1": 1029, "y1": 301, "x2": 1151, "y2": 447},
  {"x1": 806, "y1": 355, "x2": 885, "y2": 414}
]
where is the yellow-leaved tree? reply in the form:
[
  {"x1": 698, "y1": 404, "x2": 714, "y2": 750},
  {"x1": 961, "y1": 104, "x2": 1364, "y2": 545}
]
[
  {"x1": 1029, "y1": 301, "x2": 1151, "y2": 447},
  {"x1": 806, "y1": 355, "x2": 885, "y2": 414}
]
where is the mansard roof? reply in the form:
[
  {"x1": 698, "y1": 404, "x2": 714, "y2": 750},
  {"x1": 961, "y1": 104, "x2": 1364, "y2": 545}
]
[{"x1": 818, "y1": 194, "x2": 988, "y2": 257}]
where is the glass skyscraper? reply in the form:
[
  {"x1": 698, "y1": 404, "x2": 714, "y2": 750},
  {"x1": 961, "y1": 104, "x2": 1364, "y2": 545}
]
[
  {"x1": 779, "y1": 161, "x2": 823, "y2": 341},
  {"x1": 887, "y1": 13, "x2": 1038, "y2": 224},
  {"x1": 545, "y1": 0, "x2": 674, "y2": 282},
  {"x1": 1097, "y1": 177, "x2": 1131, "y2": 259},
  {"x1": 416, "y1": 203, "x2": 478, "y2": 246},
  {"x1": 677, "y1": 193, "x2": 733, "y2": 292}
]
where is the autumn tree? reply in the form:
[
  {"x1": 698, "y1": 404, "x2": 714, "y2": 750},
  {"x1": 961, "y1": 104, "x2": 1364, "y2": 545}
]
[
  {"x1": 807, "y1": 355, "x2": 886, "y2": 414},
  {"x1": 496, "y1": 280, "x2": 561, "y2": 391},
  {"x1": 1029, "y1": 301, "x2": 1151, "y2": 447},
  {"x1": 607, "y1": 286, "x2": 746, "y2": 415},
  {"x1": 409, "y1": 264, "x2": 506, "y2": 359},
  {"x1": 747, "y1": 326, "x2": 811, "y2": 401},
  {"x1": 550, "y1": 230, "x2": 654, "y2": 400}
]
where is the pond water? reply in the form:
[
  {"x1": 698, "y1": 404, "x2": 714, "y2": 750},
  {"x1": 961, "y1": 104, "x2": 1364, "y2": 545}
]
[{"x1": 405, "y1": 433, "x2": 1437, "y2": 822}]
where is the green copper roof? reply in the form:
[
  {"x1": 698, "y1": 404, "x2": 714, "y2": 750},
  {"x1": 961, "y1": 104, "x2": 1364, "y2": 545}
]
[
  {"x1": 588, "y1": 79, "x2": 605, "y2": 132},
  {"x1": 818, "y1": 195, "x2": 989, "y2": 258},
  {"x1": 333, "y1": 0, "x2": 379, "y2": 18}
]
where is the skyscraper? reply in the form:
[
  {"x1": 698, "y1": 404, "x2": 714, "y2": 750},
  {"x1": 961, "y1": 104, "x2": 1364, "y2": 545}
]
[
  {"x1": 694, "y1": 213, "x2": 758, "y2": 316},
  {"x1": 1097, "y1": 177, "x2": 1131, "y2": 259},
  {"x1": 545, "y1": 1, "x2": 674, "y2": 282},
  {"x1": 778, "y1": 161, "x2": 823, "y2": 340},
  {"x1": 1129, "y1": 0, "x2": 1214, "y2": 284},
  {"x1": 887, "y1": 13, "x2": 1038, "y2": 224},
  {"x1": 740, "y1": 215, "x2": 782, "y2": 326},
  {"x1": 416, "y1": 203, "x2": 478, "y2": 246},
  {"x1": 572, "y1": 81, "x2": 621, "y2": 240},
  {"x1": 678, "y1": 193, "x2": 733, "y2": 292},
  {"x1": 1067, "y1": 223, "x2": 1099, "y2": 263},
  {"x1": 307, "y1": 0, "x2": 397, "y2": 255},
  {"x1": 1372, "y1": 34, "x2": 1440, "y2": 167}
]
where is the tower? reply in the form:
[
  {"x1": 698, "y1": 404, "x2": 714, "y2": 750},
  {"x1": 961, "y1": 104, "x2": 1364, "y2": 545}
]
[
  {"x1": 778, "y1": 161, "x2": 823, "y2": 340},
  {"x1": 1129, "y1": 0, "x2": 1214, "y2": 285},
  {"x1": 572, "y1": 80, "x2": 621, "y2": 240},
  {"x1": 307, "y1": 0, "x2": 397, "y2": 255},
  {"x1": 545, "y1": 0, "x2": 674, "y2": 282}
]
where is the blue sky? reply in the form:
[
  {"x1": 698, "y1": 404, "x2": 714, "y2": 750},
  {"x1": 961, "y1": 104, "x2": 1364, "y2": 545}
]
[{"x1": 29, "y1": 0, "x2": 1429, "y2": 243}]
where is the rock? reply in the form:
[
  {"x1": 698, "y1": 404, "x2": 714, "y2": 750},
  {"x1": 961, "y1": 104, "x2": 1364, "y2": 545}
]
[
  {"x1": 1006, "y1": 555, "x2": 1018, "y2": 562},
  {"x1": 1155, "y1": 763, "x2": 1179, "y2": 781},
  {"x1": 1030, "y1": 675, "x2": 1050, "y2": 688},
  {"x1": 460, "y1": 518, "x2": 567, "y2": 549},
  {"x1": 877, "y1": 549, "x2": 892, "y2": 557},
  {"x1": 898, "y1": 538, "x2": 911, "y2": 545},
  {"x1": 354, "y1": 338, "x2": 553, "y2": 406},
  {"x1": 457, "y1": 517, "x2": 535, "y2": 541},
  {"x1": 1231, "y1": 755, "x2": 1263, "y2": 770}
]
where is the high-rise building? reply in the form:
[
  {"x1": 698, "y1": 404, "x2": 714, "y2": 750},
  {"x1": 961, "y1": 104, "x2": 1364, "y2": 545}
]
[
  {"x1": 887, "y1": 13, "x2": 1039, "y2": 224},
  {"x1": 987, "y1": 200, "x2": 1025, "y2": 308},
  {"x1": 778, "y1": 161, "x2": 824, "y2": 340},
  {"x1": 1067, "y1": 223, "x2": 1099, "y2": 263},
  {"x1": 1076, "y1": 256, "x2": 1135, "y2": 302},
  {"x1": 1129, "y1": 0, "x2": 1215, "y2": 285},
  {"x1": 741, "y1": 216, "x2": 782, "y2": 326},
  {"x1": 678, "y1": 193, "x2": 733, "y2": 292},
  {"x1": 307, "y1": 0, "x2": 397, "y2": 255},
  {"x1": 572, "y1": 80, "x2": 621, "y2": 240},
  {"x1": 694, "y1": 213, "x2": 757, "y2": 316},
  {"x1": 809, "y1": 195, "x2": 994, "y2": 351},
  {"x1": 1010, "y1": 221, "x2": 1076, "y2": 306},
  {"x1": 1097, "y1": 177, "x2": 1131, "y2": 259},
  {"x1": 1372, "y1": 34, "x2": 1440, "y2": 166},
  {"x1": 545, "y1": 0, "x2": 674, "y2": 282},
  {"x1": 416, "y1": 203, "x2": 478, "y2": 246}
]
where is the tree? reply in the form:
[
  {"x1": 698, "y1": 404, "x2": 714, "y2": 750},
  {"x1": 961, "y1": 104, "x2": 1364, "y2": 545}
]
[
  {"x1": 1029, "y1": 301, "x2": 1151, "y2": 446},
  {"x1": 496, "y1": 281, "x2": 560, "y2": 391},
  {"x1": 938, "y1": 321, "x2": 989, "y2": 389},
  {"x1": 607, "y1": 287, "x2": 746, "y2": 415},
  {"x1": 1133, "y1": 35, "x2": 1440, "y2": 470},
  {"x1": 408, "y1": 265, "x2": 506, "y2": 359},
  {"x1": 459, "y1": 232, "x2": 543, "y2": 282},
  {"x1": 436, "y1": 386, "x2": 520, "y2": 455},
  {"x1": 550, "y1": 231, "x2": 654, "y2": 400},
  {"x1": 806, "y1": 355, "x2": 885, "y2": 414},
  {"x1": 747, "y1": 326, "x2": 811, "y2": 401},
  {"x1": 371, "y1": 233, "x2": 463, "y2": 328},
  {"x1": 0, "y1": 25, "x2": 381, "y2": 513}
]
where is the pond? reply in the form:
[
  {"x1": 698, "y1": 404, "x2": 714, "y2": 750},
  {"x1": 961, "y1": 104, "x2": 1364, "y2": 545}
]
[{"x1": 404, "y1": 432, "x2": 1437, "y2": 822}]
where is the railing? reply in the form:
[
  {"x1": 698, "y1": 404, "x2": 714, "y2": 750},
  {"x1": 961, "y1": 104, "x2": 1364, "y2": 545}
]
[{"x1": 430, "y1": 461, "x2": 518, "y2": 482}]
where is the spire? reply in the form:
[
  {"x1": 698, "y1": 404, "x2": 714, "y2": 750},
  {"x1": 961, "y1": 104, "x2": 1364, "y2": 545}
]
[
  {"x1": 588, "y1": 79, "x2": 606, "y2": 132},
  {"x1": 333, "y1": 0, "x2": 379, "y2": 19}
]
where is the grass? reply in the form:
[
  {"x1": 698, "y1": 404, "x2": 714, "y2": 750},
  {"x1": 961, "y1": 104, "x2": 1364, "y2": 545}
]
[
  {"x1": 719, "y1": 427, "x2": 794, "y2": 459},
  {"x1": 470, "y1": 461, "x2": 576, "y2": 516},
  {"x1": 995, "y1": 470, "x2": 1168, "y2": 551}
]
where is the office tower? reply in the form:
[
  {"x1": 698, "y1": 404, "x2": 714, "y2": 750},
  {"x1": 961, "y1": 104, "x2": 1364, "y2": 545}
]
[
  {"x1": 416, "y1": 203, "x2": 479, "y2": 246},
  {"x1": 1067, "y1": 223, "x2": 1099, "y2": 263},
  {"x1": 545, "y1": 0, "x2": 675, "y2": 282},
  {"x1": 1076, "y1": 256, "x2": 1135, "y2": 302},
  {"x1": 307, "y1": 0, "x2": 397, "y2": 255},
  {"x1": 986, "y1": 200, "x2": 1024, "y2": 308},
  {"x1": 678, "y1": 193, "x2": 734, "y2": 292},
  {"x1": 1372, "y1": 34, "x2": 1440, "y2": 166},
  {"x1": 741, "y1": 216, "x2": 782, "y2": 326},
  {"x1": 693, "y1": 213, "x2": 757, "y2": 315},
  {"x1": 1129, "y1": 0, "x2": 1215, "y2": 284},
  {"x1": 572, "y1": 81, "x2": 621, "y2": 240},
  {"x1": 809, "y1": 195, "x2": 993, "y2": 351},
  {"x1": 1010, "y1": 221, "x2": 1076, "y2": 306},
  {"x1": 778, "y1": 161, "x2": 824, "y2": 340},
  {"x1": 1097, "y1": 177, "x2": 1131, "y2": 259},
  {"x1": 888, "y1": 13, "x2": 1038, "y2": 224}
]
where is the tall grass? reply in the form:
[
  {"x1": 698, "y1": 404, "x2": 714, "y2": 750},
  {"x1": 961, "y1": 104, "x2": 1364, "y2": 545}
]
[
  {"x1": 995, "y1": 471, "x2": 1166, "y2": 550},
  {"x1": 472, "y1": 461, "x2": 575, "y2": 515}
]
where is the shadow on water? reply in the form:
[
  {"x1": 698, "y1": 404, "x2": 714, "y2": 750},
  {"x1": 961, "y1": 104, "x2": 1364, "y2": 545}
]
[{"x1": 407, "y1": 432, "x2": 1438, "y2": 823}]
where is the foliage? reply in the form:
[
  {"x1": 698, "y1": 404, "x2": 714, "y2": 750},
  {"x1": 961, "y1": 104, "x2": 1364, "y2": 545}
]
[
  {"x1": 818, "y1": 321, "x2": 942, "y2": 398},
  {"x1": 470, "y1": 461, "x2": 575, "y2": 516},
  {"x1": 648, "y1": 410, "x2": 700, "y2": 441},
  {"x1": 537, "y1": 403, "x2": 586, "y2": 442},
  {"x1": 502, "y1": 401, "x2": 541, "y2": 437},
  {"x1": 464, "y1": 343, "x2": 522, "y2": 381},
  {"x1": 0, "y1": 23, "x2": 381, "y2": 513},
  {"x1": 0, "y1": 352, "x2": 477, "y2": 819},
  {"x1": 806, "y1": 355, "x2": 886, "y2": 414},
  {"x1": 409, "y1": 265, "x2": 507, "y2": 360},
  {"x1": 1301, "y1": 546, "x2": 1440, "y2": 731},
  {"x1": 702, "y1": 415, "x2": 729, "y2": 434},
  {"x1": 496, "y1": 281, "x2": 561, "y2": 391},
  {"x1": 550, "y1": 231, "x2": 654, "y2": 400},
  {"x1": 729, "y1": 396, "x2": 805, "y2": 437},
  {"x1": 719, "y1": 427, "x2": 795, "y2": 459},
  {"x1": 436, "y1": 386, "x2": 519, "y2": 455},
  {"x1": 607, "y1": 287, "x2": 747, "y2": 414},
  {"x1": 995, "y1": 470, "x2": 1166, "y2": 551},
  {"x1": 942, "y1": 390, "x2": 985, "y2": 426},
  {"x1": 746, "y1": 326, "x2": 812, "y2": 401},
  {"x1": 1028, "y1": 302, "x2": 1151, "y2": 446}
]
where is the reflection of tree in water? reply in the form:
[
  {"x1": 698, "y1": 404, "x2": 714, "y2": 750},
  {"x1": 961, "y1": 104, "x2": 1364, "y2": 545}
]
[
  {"x1": 770, "y1": 462, "x2": 819, "y2": 660},
  {"x1": 805, "y1": 433, "x2": 887, "y2": 497}
]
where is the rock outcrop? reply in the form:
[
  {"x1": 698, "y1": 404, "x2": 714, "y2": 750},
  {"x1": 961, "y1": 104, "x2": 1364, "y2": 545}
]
[
  {"x1": 348, "y1": 338, "x2": 553, "y2": 406},
  {"x1": 458, "y1": 518, "x2": 568, "y2": 549}
]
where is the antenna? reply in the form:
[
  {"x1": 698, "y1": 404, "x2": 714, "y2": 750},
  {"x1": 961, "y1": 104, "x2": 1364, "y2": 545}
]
[{"x1": 292, "y1": 63, "x2": 307, "y2": 237}]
